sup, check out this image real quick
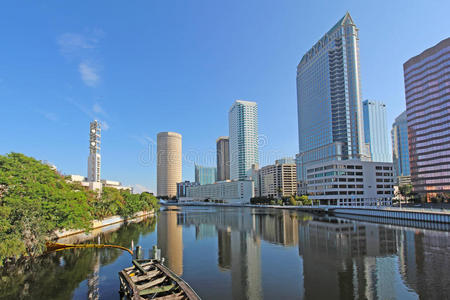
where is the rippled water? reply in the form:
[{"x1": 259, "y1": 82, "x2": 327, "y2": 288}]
[{"x1": 1, "y1": 206, "x2": 449, "y2": 299}]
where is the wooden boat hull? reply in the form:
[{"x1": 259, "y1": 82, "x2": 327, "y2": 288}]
[{"x1": 119, "y1": 259, "x2": 200, "y2": 300}]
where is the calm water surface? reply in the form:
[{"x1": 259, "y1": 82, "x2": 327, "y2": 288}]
[{"x1": 1, "y1": 206, "x2": 449, "y2": 299}]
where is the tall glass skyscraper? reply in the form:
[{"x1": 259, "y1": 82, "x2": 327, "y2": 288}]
[
  {"x1": 296, "y1": 13, "x2": 369, "y2": 183},
  {"x1": 363, "y1": 100, "x2": 391, "y2": 162},
  {"x1": 391, "y1": 111, "x2": 410, "y2": 178},
  {"x1": 229, "y1": 100, "x2": 258, "y2": 180},
  {"x1": 195, "y1": 165, "x2": 217, "y2": 185},
  {"x1": 404, "y1": 38, "x2": 450, "y2": 199}
]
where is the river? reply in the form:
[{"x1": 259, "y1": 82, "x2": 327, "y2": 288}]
[{"x1": 1, "y1": 206, "x2": 449, "y2": 299}]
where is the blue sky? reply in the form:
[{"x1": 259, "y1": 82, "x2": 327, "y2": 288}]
[{"x1": 1, "y1": 0, "x2": 449, "y2": 193}]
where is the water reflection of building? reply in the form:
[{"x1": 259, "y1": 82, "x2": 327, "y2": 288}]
[
  {"x1": 217, "y1": 228, "x2": 231, "y2": 270},
  {"x1": 157, "y1": 209, "x2": 183, "y2": 276},
  {"x1": 298, "y1": 219, "x2": 398, "y2": 299},
  {"x1": 195, "y1": 224, "x2": 216, "y2": 240},
  {"x1": 399, "y1": 230, "x2": 450, "y2": 299},
  {"x1": 178, "y1": 208, "x2": 262, "y2": 299},
  {"x1": 254, "y1": 210, "x2": 299, "y2": 246},
  {"x1": 230, "y1": 231, "x2": 262, "y2": 300},
  {"x1": 87, "y1": 254, "x2": 100, "y2": 300}
]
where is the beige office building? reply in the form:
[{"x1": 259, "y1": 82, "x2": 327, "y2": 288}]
[
  {"x1": 157, "y1": 132, "x2": 182, "y2": 197},
  {"x1": 260, "y1": 159, "x2": 297, "y2": 198}
]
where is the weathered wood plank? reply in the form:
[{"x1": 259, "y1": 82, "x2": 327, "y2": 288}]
[
  {"x1": 119, "y1": 270, "x2": 144, "y2": 300},
  {"x1": 131, "y1": 270, "x2": 162, "y2": 282},
  {"x1": 154, "y1": 263, "x2": 200, "y2": 300},
  {"x1": 132, "y1": 259, "x2": 147, "y2": 274},
  {"x1": 153, "y1": 294, "x2": 185, "y2": 300},
  {"x1": 136, "y1": 275, "x2": 167, "y2": 290},
  {"x1": 138, "y1": 283, "x2": 175, "y2": 296}
]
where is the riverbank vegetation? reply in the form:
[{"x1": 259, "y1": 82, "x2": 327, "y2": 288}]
[
  {"x1": 250, "y1": 195, "x2": 313, "y2": 206},
  {"x1": 0, "y1": 153, "x2": 159, "y2": 264}
]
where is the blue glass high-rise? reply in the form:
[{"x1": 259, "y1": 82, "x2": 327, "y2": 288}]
[
  {"x1": 296, "y1": 13, "x2": 369, "y2": 184},
  {"x1": 195, "y1": 165, "x2": 217, "y2": 185},
  {"x1": 363, "y1": 100, "x2": 391, "y2": 162},
  {"x1": 391, "y1": 111, "x2": 410, "y2": 178}
]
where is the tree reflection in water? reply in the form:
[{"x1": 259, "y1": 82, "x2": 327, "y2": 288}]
[{"x1": 0, "y1": 217, "x2": 156, "y2": 300}]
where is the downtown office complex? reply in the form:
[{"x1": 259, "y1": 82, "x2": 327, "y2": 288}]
[
  {"x1": 404, "y1": 38, "x2": 450, "y2": 200},
  {"x1": 296, "y1": 13, "x2": 394, "y2": 205}
]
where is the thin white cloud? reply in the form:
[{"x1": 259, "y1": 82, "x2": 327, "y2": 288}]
[
  {"x1": 93, "y1": 102, "x2": 108, "y2": 117},
  {"x1": 37, "y1": 110, "x2": 58, "y2": 122},
  {"x1": 66, "y1": 98, "x2": 110, "y2": 130},
  {"x1": 79, "y1": 62, "x2": 99, "y2": 87},
  {"x1": 102, "y1": 121, "x2": 110, "y2": 131},
  {"x1": 57, "y1": 33, "x2": 97, "y2": 57}
]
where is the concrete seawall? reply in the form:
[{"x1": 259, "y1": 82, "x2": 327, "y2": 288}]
[
  {"x1": 332, "y1": 207, "x2": 450, "y2": 223},
  {"x1": 54, "y1": 210, "x2": 155, "y2": 243}
]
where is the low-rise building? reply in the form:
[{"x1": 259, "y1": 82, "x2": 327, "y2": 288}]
[
  {"x1": 176, "y1": 181, "x2": 199, "y2": 198},
  {"x1": 101, "y1": 180, "x2": 133, "y2": 192},
  {"x1": 184, "y1": 180, "x2": 254, "y2": 204},
  {"x1": 259, "y1": 160, "x2": 297, "y2": 198},
  {"x1": 67, "y1": 175, "x2": 131, "y2": 192},
  {"x1": 306, "y1": 160, "x2": 394, "y2": 206}
]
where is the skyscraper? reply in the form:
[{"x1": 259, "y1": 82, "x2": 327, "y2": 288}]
[
  {"x1": 296, "y1": 12, "x2": 369, "y2": 185},
  {"x1": 216, "y1": 136, "x2": 230, "y2": 181},
  {"x1": 229, "y1": 100, "x2": 258, "y2": 180},
  {"x1": 157, "y1": 132, "x2": 182, "y2": 197},
  {"x1": 404, "y1": 38, "x2": 450, "y2": 199},
  {"x1": 391, "y1": 111, "x2": 410, "y2": 180},
  {"x1": 87, "y1": 120, "x2": 101, "y2": 182},
  {"x1": 363, "y1": 100, "x2": 391, "y2": 162},
  {"x1": 195, "y1": 165, "x2": 217, "y2": 185}
]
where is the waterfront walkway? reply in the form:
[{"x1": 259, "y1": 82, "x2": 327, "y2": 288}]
[{"x1": 167, "y1": 202, "x2": 450, "y2": 226}]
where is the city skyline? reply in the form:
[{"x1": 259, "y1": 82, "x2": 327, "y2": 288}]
[{"x1": 1, "y1": 1, "x2": 450, "y2": 193}]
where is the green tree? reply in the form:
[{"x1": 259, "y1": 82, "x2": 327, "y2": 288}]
[
  {"x1": 398, "y1": 184, "x2": 413, "y2": 202},
  {"x1": 0, "y1": 153, "x2": 92, "y2": 263},
  {"x1": 289, "y1": 195, "x2": 296, "y2": 206}
]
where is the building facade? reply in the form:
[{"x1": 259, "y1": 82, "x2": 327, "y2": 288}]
[
  {"x1": 87, "y1": 120, "x2": 101, "y2": 183},
  {"x1": 216, "y1": 136, "x2": 230, "y2": 181},
  {"x1": 157, "y1": 132, "x2": 182, "y2": 198},
  {"x1": 363, "y1": 100, "x2": 391, "y2": 162},
  {"x1": 229, "y1": 100, "x2": 259, "y2": 180},
  {"x1": 296, "y1": 13, "x2": 369, "y2": 189},
  {"x1": 306, "y1": 160, "x2": 394, "y2": 206},
  {"x1": 259, "y1": 160, "x2": 297, "y2": 198},
  {"x1": 195, "y1": 165, "x2": 217, "y2": 185},
  {"x1": 403, "y1": 38, "x2": 450, "y2": 199},
  {"x1": 176, "y1": 181, "x2": 199, "y2": 198},
  {"x1": 184, "y1": 180, "x2": 254, "y2": 204},
  {"x1": 101, "y1": 180, "x2": 132, "y2": 192},
  {"x1": 391, "y1": 111, "x2": 411, "y2": 183}
]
